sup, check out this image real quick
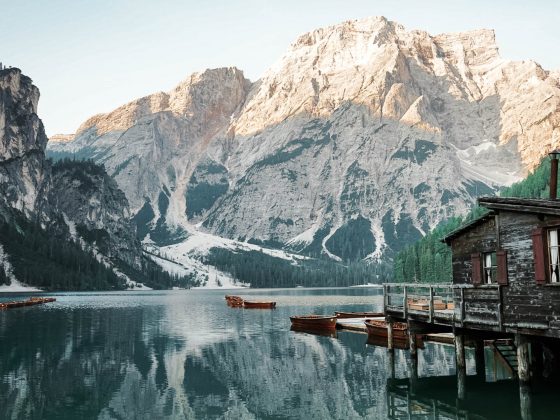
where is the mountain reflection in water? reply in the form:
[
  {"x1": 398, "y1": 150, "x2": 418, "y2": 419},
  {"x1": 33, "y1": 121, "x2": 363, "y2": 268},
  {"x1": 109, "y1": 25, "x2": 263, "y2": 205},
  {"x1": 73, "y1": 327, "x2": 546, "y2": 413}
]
[{"x1": 0, "y1": 288, "x2": 557, "y2": 419}]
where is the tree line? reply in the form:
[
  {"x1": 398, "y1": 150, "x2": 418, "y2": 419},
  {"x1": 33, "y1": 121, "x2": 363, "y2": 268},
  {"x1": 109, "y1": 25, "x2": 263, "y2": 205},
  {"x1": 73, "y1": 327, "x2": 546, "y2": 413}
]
[
  {"x1": 393, "y1": 157, "x2": 553, "y2": 284},
  {"x1": 204, "y1": 248, "x2": 392, "y2": 288}
]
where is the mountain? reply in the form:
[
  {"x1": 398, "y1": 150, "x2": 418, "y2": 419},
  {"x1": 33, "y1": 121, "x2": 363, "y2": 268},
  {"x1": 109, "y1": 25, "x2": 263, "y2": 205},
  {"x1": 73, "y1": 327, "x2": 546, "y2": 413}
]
[
  {"x1": 0, "y1": 67, "x2": 195, "y2": 290},
  {"x1": 48, "y1": 16, "x2": 560, "y2": 264}
]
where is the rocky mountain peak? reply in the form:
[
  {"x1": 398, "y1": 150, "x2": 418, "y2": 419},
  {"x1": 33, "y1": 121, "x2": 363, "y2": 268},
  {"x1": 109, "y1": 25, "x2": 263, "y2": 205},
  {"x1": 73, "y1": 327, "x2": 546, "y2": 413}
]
[
  {"x1": 75, "y1": 67, "x2": 250, "y2": 138},
  {"x1": 47, "y1": 17, "x2": 560, "y2": 264},
  {"x1": 0, "y1": 67, "x2": 49, "y2": 214},
  {"x1": 49, "y1": 133, "x2": 75, "y2": 144},
  {"x1": 0, "y1": 68, "x2": 46, "y2": 161}
]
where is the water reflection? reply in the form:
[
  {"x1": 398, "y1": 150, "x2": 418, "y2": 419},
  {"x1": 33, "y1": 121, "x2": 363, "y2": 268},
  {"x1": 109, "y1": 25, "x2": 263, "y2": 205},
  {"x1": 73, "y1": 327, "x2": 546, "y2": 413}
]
[{"x1": 0, "y1": 288, "x2": 557, "y2": 419}]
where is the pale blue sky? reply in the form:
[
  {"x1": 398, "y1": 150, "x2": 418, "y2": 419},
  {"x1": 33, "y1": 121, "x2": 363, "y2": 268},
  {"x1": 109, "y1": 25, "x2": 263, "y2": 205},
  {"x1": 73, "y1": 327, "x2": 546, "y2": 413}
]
[{"x1": 2, "y1": 0, "x2": 559, "y2": 136}]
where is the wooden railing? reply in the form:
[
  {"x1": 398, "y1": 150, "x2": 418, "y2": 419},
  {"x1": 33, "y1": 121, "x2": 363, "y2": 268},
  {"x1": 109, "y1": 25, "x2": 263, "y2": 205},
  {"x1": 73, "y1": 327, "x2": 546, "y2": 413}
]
[{"x1": 383, "y1": 283, "x2": 504, "y2": 328}]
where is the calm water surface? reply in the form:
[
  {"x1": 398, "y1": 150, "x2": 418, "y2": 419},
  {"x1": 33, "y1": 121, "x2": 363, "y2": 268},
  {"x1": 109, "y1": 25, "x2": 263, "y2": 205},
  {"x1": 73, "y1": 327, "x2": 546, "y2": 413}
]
[{"x1": 0, "y1": 288, "x2": 557, "y2": 419}]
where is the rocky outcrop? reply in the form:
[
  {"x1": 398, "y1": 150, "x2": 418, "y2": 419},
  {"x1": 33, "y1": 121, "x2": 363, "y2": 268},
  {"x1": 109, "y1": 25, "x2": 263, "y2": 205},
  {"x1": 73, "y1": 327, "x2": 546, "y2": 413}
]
[
  {"x1": 0, "y1": 67, "x2": 146, "y2": 286},
  {"x1": 48, "y1": 16, "x2": 560, "y2": 261},
  {"x1": 0, "y1": 68, "x2": 49, "y2": 215},
  {"x1": 49, "y1": 68, "x2": 251, "y2": 240},
  {"x1": 49, "y1": 160, "x2": 142, "y2": 269}
]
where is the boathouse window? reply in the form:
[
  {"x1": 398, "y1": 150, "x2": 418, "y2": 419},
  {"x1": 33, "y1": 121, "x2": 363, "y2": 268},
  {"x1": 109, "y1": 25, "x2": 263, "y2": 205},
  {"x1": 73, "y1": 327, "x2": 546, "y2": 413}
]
[
  {"x1": 483, "y1": 252, "x2": 497, "y2": 284},
  {"x1": 548, "y1": 229, "x2": 560, "y2": 283},
  {"x1": 533, "y1": 227, "x2": 560, "y2": 284}
]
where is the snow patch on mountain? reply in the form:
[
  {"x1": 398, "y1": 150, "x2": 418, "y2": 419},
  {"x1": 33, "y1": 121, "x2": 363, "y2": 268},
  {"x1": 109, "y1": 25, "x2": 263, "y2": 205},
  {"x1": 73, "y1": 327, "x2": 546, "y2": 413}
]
[
  {"x1": 0, "y1": 244, "x2": 41, "y2": 292},
  {"x1": 145, "y1": 229, "x2": 311, "y2": 288}
]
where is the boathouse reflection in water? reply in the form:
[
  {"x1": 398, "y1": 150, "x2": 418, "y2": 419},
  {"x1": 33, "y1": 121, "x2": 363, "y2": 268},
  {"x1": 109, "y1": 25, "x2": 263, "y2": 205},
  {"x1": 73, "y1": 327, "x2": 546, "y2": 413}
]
[{"x1": 0, "y1": 289, "x2": 559, "y2": 419}]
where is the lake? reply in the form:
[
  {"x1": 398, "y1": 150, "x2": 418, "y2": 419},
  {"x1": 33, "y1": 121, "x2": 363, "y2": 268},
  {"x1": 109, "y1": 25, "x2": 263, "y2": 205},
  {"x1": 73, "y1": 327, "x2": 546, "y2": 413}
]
[{"x1": 0, "y1": 288, "x2": 557, "y2": 419}]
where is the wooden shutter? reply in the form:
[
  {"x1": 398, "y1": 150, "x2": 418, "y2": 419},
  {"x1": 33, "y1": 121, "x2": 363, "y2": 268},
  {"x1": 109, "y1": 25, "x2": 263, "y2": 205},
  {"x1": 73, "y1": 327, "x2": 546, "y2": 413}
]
[
  {"x1": 497, "y1": 250, "x2": 508, "y2": 285},
  {"x1": 471, "y1": 253, "x2": 482, "y2": 285},
  {"x1": 532, "y1": 228, "x2": 547, "y2": 285}
]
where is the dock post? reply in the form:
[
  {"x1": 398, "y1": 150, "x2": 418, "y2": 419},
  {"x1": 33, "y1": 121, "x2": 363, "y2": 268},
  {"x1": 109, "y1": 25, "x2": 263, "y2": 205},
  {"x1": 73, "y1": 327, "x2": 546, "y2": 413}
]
[
  {"x1": 387, "y1": 348, "x2": 395, "y2": 380},
  {"x1": 455, "y1": 333, "x2": 466, "y2": 401},
  {"x1": 383, "y1": 284, "x2": 387, "y2": 314},
  {"x1": 403, "y1": 285, "x2": 408, "y2": 318},
  {"x1": 429, "y1": 286, "x2": 434, "y2": 323},
  {"x1": 516, "y1": 333, "x2": 531, "y2": 384},
  {"x1": 408, "y1": 325, "x2": 417, "y2": 358},
  {"x1": 387, "y1": 316, "x2": 394, "y2": 351},
  {"x1": 519, "y1": 382, "x2": 533, "y2": 420},
  {"x1": 408, "y1": 323, "x2": 418, "y2": 394}
]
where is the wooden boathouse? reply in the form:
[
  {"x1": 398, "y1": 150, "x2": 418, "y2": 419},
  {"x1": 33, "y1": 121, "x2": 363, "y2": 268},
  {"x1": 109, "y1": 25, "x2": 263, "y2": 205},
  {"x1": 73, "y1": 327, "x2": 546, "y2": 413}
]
[{"x1": 382, "y1": 153, "x2": 560, "y2": 417}]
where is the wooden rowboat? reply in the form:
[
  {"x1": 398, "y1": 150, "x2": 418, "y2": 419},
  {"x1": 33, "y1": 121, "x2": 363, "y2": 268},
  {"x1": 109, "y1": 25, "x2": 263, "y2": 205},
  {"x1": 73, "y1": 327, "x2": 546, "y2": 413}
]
[
  {"x1": 0, "y1": 297, "x2": 56, "y2": 310},
  {"x1": 364, "y1": 319, "x2": 408, "y2": 340},
  {"x1": 290, "y1": 315, "x2": 337, "y2": 331},
  {"x1": 243, "y1": 300, "x2": 276, "y2": 309},
  {"x1": 366, "y1": 332, "x2": 424, "y2": 350},
  {"x1": 225, "y1": 295, "x2": 244, "y2": 307},
  {"x1": 335, "y1": 311, "x2": 384, "y2": 319}
]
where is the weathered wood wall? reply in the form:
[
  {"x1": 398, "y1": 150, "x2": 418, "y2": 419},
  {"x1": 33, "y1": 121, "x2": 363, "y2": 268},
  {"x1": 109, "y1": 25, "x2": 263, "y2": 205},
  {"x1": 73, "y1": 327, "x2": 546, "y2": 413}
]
[
  {"x1": 451, "y1": 217, "x2": 496, "y2": 285},
  {"x1": 499, "y1": 212, "x2": 560, "y2": 330},
  {"x1": 449, "y1": 211, "x2": 560, "y2": 336}
]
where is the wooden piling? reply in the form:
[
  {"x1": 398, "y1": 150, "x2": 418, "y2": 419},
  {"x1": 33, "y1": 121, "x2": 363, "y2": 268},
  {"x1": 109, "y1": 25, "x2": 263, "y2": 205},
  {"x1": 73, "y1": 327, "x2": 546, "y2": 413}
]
[
  {"x1": 516, "y1": 333, "x2": 531, "y2": 383},
  {"x1": 455, "y1": 334, "x2": 466, "y2": 374},
  {"x1": 408, "y1": 326, "x2": 417, "y2": 357},
  {"x1": 519, "y1": 383, "x2": 533, "y2": 420},
  {"x1": 409, "y1": 355, "x2": 418, "y2": 395},
  {"x1": 387, "y1": 316, "x2": 394, "y2": 351},
  {"x1": 387, "y1": 348, "x2": 395, "y2": 380},
  {"x1": 457, "y1": 367, "x2": 466, "y2": 402}
]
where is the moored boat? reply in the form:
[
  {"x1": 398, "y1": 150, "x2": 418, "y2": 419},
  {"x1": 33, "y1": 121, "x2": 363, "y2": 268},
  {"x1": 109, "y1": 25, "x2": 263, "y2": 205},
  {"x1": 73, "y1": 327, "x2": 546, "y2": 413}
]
[
  {"x1": 290, "y1": 315, "x2": 337, "y2": 331},
  {"x1": 365, "y1": 332, "x2": 424, "y2": 349},
  {"x1": 0, "y1": 297, "x2": 56, "y2": 310},
  {"x1": 225, "y1": 295, "x2": 244, "y2": 307},
  {"x1": 364, "y1": 319, "x2": 408, "y2": 340},
  {"x1": 335, "y1": 311, "x2": 384, "y2": 319},
  {"x1": 243, "y1": 300, "x2": 276, "y2": 309}
]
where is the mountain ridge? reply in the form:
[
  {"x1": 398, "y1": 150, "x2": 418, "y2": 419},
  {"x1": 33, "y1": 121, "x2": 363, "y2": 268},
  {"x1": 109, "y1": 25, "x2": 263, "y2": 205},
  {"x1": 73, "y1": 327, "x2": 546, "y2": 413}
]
[
  {"x1": 47, "y1": 16, "x2": 560, "y2": 264},
  {"x1": 0, "y1": 67, "x2": 198, "y2": 290}
]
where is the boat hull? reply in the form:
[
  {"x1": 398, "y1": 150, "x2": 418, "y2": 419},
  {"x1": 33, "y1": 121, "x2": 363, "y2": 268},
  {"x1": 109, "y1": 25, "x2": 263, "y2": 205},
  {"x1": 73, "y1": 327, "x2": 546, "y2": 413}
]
[
  {"x1": 243, "y1": 301, "x2": 276, "y2": 309},
  {"x1": 290, "y1": 315, "x2": 337, "y2": 331},
  {"x1": 0, "y1": 297, "x2": 56, "y2": 310},
  {"x1": 335, "y1": 311, "x2": 384, "y2": 319},
  {"x1": 364, "y1": 319, "x2": 408, "y2": 340},
  {"x1": 364, "y1": 319, "x2": 424, "y2": 349}
]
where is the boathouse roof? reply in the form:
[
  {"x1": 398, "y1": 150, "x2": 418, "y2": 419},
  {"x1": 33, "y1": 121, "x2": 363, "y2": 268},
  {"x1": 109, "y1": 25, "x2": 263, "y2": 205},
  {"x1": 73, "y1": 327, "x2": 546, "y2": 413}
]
[
  {"x1": 442, "y1": 197, "x2": 560, "y2": 244},
  {"x1": 477, "y1": 196, "x2": 560, "y2": 216},
  {"x1": 441, "y1": 212, "x2": 494, "y2": 244}
]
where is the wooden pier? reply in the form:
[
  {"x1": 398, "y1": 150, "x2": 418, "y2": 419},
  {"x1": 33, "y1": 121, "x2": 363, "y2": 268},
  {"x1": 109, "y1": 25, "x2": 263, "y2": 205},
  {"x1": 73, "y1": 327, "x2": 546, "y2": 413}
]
[{"x1": 377, "y1": 192, "x2": 560, "y2": 419}]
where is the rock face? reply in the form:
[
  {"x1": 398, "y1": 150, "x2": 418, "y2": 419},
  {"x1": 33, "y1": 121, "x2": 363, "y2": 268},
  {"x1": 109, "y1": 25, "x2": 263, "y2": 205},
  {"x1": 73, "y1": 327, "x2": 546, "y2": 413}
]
[
  {"x1": 48, "y1": 160, "x2": 142, "y2": 269},
  {"x1": 48, "y1": 16, "x2": 560, "y2": 261},
  {"x1": 0, "y1": 68, "x2": 49, "y2": 215},
  {"x1": 50, "y1": 67, "x2": 251, "y2": 243},
  {"x1": 0, "y1": 67, "x2": 143, "y2": 285}
]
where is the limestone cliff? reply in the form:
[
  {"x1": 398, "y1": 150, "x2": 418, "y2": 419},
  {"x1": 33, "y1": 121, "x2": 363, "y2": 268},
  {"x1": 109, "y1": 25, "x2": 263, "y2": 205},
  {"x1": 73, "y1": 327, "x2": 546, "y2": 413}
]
[
  {"x1": 48, "y1": 17, "x2": 560, "y2": 261},
  {"x1": 0, "y1": 68, "x2": 153, "y2": 288}
]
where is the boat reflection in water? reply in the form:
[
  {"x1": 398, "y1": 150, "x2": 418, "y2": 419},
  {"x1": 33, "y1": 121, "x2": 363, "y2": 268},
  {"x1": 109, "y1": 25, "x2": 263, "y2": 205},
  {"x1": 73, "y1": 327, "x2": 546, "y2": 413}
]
[
  {"x1": 366, "y1": 332, "x2": 424, "y2": 350},
  {"x1": 290, "y1": 325, "x2": 338, "y2": 338}
]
